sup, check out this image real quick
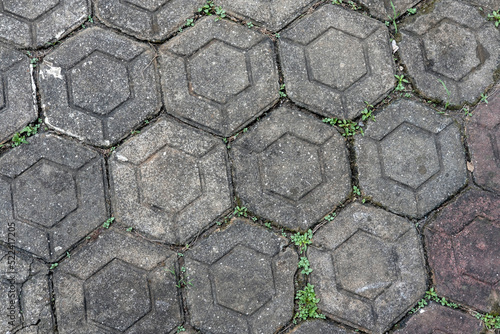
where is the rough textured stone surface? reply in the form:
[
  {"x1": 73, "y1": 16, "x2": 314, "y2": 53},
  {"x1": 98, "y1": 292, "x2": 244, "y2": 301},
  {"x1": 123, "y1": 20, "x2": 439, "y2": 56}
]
[
  {"x1": 399, "y1": 0, "x2": 500, "y2": 106},
  {"x1": 159, "y1": 17, "x2": 279, "y2": 137},
  {"x1": 309, "y1": 203, "x2": 426, "y2": 333},
  {"x1": 39, "y1": 27, "x2": 160, "y2": 147},
  {"x1": 53, "y1": 229, "x2": 181, "y2": 333},
  {"x1": 0, "y1": 247, "x2": 52, "y2": 333},
  {"x1": 467, "y1": 87, "x2": 500, "y2": 193},
  {"x1": 394, "y1": 303, "x2": 483, "y2": 334},
  {"x1": 356, "y1": 99, "x2": 467, "y2": 218},
  {"x1": 0, "y1": 134, "x2": 107, "y2": 261},
  {"x1": 216, "y1": 0, "x2": 316, "y2": 31},
  {"x1": 463, "y1": 0, "x2": 499, "y2": 10},
  {"x1": 110, "y1": 116, "x2": 232, "y2": 244},
  {"x1": 286, "y1": 320, "x2": 353, "y2": 333},
  {"x1": 231, "y1": 105, "x2": 351, "y2": 230},
  {"x1": 359, "y1": 0, "x2": 420, "y2": 20},
  {"x1": 280, "y1": 4, "x2": 395, "y2": 119},
  {"x1": 425, "y1": 190, "x2": 500, "y2": 312},
  {"x1": 0, "y1": 43, "x2": 36, "y2": 144},
  {"x1": 185, "y1": 219, "x2": 297, "y2": 334},
  {"x1": 0, "y1": 0, "x2": 88, "y2": 48},
  {"x1": 96, "y1": 0, "x2": 204, "y2": 42}
]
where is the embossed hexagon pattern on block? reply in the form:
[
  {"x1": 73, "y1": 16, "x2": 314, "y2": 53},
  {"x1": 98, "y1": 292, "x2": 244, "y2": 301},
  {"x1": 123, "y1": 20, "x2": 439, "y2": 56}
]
[
  {"x1": 399, "y1": 0, "x2": 500, "y2": 106},
  {"x1": 53, "y1": 229, "x2": 181, "y2": 333},
  {"x1": 0, "y1": 43, "x2": 36, "y2": 144},
  {"x1": 309, "y1": 203, "x2": 426, "y2": 333},
  {"x1": 110, "y1": 116, "x2": 232, "y2": 244},
  {"x1": 467, "y1": 88, "x2": 500, "y2": 193},
  {"x1": 159, "y1": 17, "x2": 279, "y2": 137},
  {"x1": 96, "y1": 0, "x2": 204, "y2": 42},
  {"x1": 0, "y1": 0, "x2": 88, "y2": 48},
  {"x1": 231, "y1": 105, "x2": 351, "y2": 230},
  {"x1": 39, "y1": 27, "x2": 160, "y2": 147},
  {"x1": 185, "y1": 219, "x2": 297, "y2": 334},
  {"x1": 355, "y1": 99, "x2": 467, "y2": 218},
  {"x1": 0, "y1": 134, "x2": 107, "y2": 261},
  {"x1": 286, "y1": 320, "x2": 355, "y2": 334},
  {"x1": 280, "y1": 4, "x2": 395, "y2": 119},
  {"x1": 425, "y1": 190, "x2": 500, "y2": 313},
  {"x1": 0, "y1": 246, "x2": 53, "y2": 333},
  {"x1": 215, "y1": 0, "x2": 316, "y2": 31},
  {"x1": 358, "y1": 0, "x2": 420, "y2": 20}
]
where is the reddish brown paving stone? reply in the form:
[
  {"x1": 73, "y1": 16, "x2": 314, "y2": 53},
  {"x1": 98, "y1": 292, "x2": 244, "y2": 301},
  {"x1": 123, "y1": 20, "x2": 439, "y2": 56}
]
[
  {"x1": 467, "y1": 88, "x2": 500, "y2": 194},
  {"x1": 394, "y1": 303, "x2": 483, "y2": 334},
  {"x1": 425, "y1": 190, "x2": 500, "y2": 312}
]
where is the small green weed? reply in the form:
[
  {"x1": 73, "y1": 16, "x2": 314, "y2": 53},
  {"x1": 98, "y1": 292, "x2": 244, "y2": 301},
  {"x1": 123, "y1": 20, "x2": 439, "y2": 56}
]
[
  {"x1": 214, "y1": 6, "x2": 226, "y2": 21},
  {"x1": 294, "y1": 283, "x2": 326, "y2": 323},
  {"x1": 291, "y1": 229, "x2": 313, "y2": 254},
  {"x1": 126, "y1": 227, "x2": 133, "y2": 232},
  {"x1": 102, "y1": 217, "x2": 115, "y2": 229},
  {"x1": 347, "y1": 1, "x2": 360, "y2": 10},
  {"x1": 11, "y1": 121, "x2": 41, "y2": 147},
  {"x1": 324, "y1": 213, "x2": 336, "y2": 222},
  {"x1": 279, "y1": 84, "x2": 287, "y2": 98},
  {"x1": 275, "y1": 33, "x2": 280, "y2": 38},
  {"x1": 176, "y1": 326, "x2": 186, "y2": 333},
  {"x1": 353, "y1": 185, "x2": 361, "y2": 196},
  {"x1": 247, "y1": 21, "x2": 254, "y2": 28},
  {"x1": 475, "y1": 313, "x2": 500, "y2": 329},
  {"x1": 332, "y1": 0, "x2": 342, "y2": 4},
  {"x1": 66, "y1": 252, "x2": 71, "y2": 258},
  {"x1": 487, "y1": 10, "x2": 500, "y2": 27},
  {"x1": 480, "y1": 93, "x2": 488, "y2": 104},
  {"x1": 198, "y1": 1, "x2": 214, "y2": 15},
  {"x1": 322, "y1": 118, "x2": 363, "y2": 137},
  {"x1": 407, "y1": 8, "x2": 417, "y2": 14},
  {"x1": 387, "y1": 1, "x2": 399, "y2": 33},
  {"x1": 361, "y1": 102, "x2": 375, "y2": 122},
  {"x1": 395, "y1": 74, "x2": 409, "y2": 91},
  {"x1": 264, "y1": 222, "x2": 272, "y2": 229},
  {"x1": 234, "y1": 206, "x2": 248, "y2": 217},
  {"x1": 49, "y1": 263, "x2": 58, "y2": 270},
  {"x1": 298, "y1": 257, "x2": 312, "y2": 275},
  {"x1": 410, "y1": 287, "x2": 459, "y2": 314},
  {"x1": 462, "y1": 106, "x2": 472, "y2": 117},
  {"x1": 437, "y1": 79, "x2": 450, "y2": 110}
]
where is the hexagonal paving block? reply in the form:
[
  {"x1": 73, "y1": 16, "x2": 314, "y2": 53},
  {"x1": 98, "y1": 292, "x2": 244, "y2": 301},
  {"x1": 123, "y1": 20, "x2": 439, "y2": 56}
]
[
  {"x1": 185, "y1": 219, "x2": 297, "y2": 333},
  {"x1": 394, "y1": 303, "x2": 483, "y2": 334},
  {"x1": 467, "y1": 87, "x2": 500, "y2": 193},
  {"x1": 0, "y1": 134, "x2": 107, "y2": 261},
  {"x1": 110, "y1": 116, "x2": 232, "y2": 244},
  {"x1": 0, "y1": 43, "x2": 36, "y2": 144},
  {"x1": 159, "y1": 17, "x2": 279, "y2": 137},
  {"x1": 0, "y1": 0, "x2": 88, "y2": 48},
  {"x1": 355, "y1": 99, "x2": 467, "y2": 218},
  {"x1": 286, "y1": 320, "x2": 355, "y2": 334},
  {"x1": 231, "y1": 105, "x2": 351, "y2": 230},
  {"x1": 53, "y1": 229, "x2": 181, "y2": 333},
  {"x1": 215, "y1": 0, "x2": 316, "y2": 31},
  {"x1": 39, "y1": 27, "x2": 160, "y2": 147},
  {"x1": 425, "y1": 190, "x2": 500, "y2": 312},
  {"x1": 0, "y1": 247, "x2": 52, "y2": 333},
  {"x1": 309, "y1": 203, "x2": 426, "y2": 333},
  {"x1": 96, "y1": 0, "x2": 204, "y2": 42},
  {"x1": 399, "y1": 0, "x2": 500, "y2": 106},
  {"x1": 463, "y1": 0, "x2": 499, "y2": 10},
  {"x1": 358, "y1": 0, "x2": 420, "y2": 20},
  {"x1": 280, "y1": 4, "x2": 395, "y2": 119}
]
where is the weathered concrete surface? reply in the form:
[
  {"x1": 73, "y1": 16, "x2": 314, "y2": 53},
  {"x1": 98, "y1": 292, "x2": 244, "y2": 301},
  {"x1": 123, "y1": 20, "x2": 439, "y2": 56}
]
[
  {"x1": 425, "y1": 190, "x2": 500, "y2": 313},
  {"x1": 309, "y1": 203, "x2": 426, "y2": 333},
  {"x1": 0, "y1": 134, "x2": 107, "y2": 261},
  {"x1": 232, "y1": 105, "x2": 351, "y2": 230},
  {"x1": 185, "y1": 219, "x2": 297, "y2": 334},
  {"x1": 467, "y1": 87, "x2": 500, "y2": 193},
  {"x1": 0, "y1": 247, "x2": 52, "y2": 333},
  {"x1": 280, "y1": 4, "x2": 395, "y2": 119},
  {"x1": 286, "y1": 320, "x2": 354, "y2": 333},
  {"x1": 39, "y1": 27, "x2": 160, "y2": 147},
  {"x1": 394, "y1": 303, "x2": 483, "y2": 334},
  {"x1": 358, "y1": 0, "x2": 420, "y2": 20},
  {"x1": 159, "y1": 16, "x2": 279, "y2": 137},
  {"x1": 399, "y1": 0, "x2": 500, "y2": 106},
  {"x1": 0, "y1": 43, "x2": 36, "y2": 144},
  {"x1": 0, "y1": 0, "x2": 88, "y2": 48},
  {"x1": 96, "y1": 0, "x2": 204, "y2": 41},
  {"x1": 53, "y1": 229, "x2": 181, "y2": 334},
  {"x1": 356, "y1": 99, "x2": 467, "y2": 218},
  {"x1": 110, "y1": 116, "x2": 232, "y2": 244}
]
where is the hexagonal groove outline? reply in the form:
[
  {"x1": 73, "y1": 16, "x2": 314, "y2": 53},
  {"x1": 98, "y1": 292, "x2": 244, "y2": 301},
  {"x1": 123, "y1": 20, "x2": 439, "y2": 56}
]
[
  {"x1": 209, "y1": 244, "x2": 276, "y2": 316},
  {"x1": 376, "y1": 121, "x2": 444, "y2": 191},
  {"x1": 66, "y1": 50, "x2": 133, "y2": 117},
  {"x1": 11, "y1": 157, "x2": 79, "y2": 228},
  {"x1": 257, "y1": 132, "x2": 326, "y2": 203},
  {"x1": 332, "y1": 228, "x2": 399, "y2": 301},
  {"x1": 421, "y1": 18, "x2": 484, "y2": 82},
  {"x1": 83, "y1": 258, "x2": 153, "y2": 331},
  {"x1": 123, "y1": 0, "x2": 169, "y2": 12},
  {"x1": 2, "y1": 0, "x2": 60, "y2": 22},
  {"x1": 303, "y1": 27, "x2": 370, "y2": 93},
  {"x1": 186, "y1": 39, "x2": 253, "y2": 106}
]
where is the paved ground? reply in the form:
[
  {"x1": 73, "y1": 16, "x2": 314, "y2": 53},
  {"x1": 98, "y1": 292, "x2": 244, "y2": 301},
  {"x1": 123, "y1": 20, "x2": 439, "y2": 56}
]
[{"x1": 0, "y1": 0, "x2": 499, "y2": 333}]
